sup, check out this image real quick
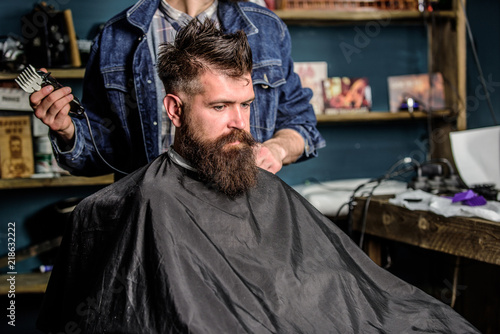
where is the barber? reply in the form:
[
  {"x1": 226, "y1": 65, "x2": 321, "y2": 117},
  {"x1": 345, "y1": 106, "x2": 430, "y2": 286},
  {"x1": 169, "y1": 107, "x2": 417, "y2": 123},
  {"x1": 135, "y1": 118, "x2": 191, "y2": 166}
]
[{"x1": 29, "y1": 0, "x2": 325, "y2": 177}]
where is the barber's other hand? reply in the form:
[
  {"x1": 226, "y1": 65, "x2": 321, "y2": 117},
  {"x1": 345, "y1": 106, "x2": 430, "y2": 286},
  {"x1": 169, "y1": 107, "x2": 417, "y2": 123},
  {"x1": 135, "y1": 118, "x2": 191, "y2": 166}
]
[
  {"x1": 30, "y1": 68, "x2": 75, "y2": 143},
  {"x1": 254, "y1": 142, "x2": 285, "y2": 174}
]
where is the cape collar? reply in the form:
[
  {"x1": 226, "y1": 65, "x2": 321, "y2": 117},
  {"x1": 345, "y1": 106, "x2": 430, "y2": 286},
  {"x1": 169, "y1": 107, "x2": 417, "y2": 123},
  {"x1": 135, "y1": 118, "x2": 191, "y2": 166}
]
[{"x1": 167, "y1": 147, "x2": 197, "y2": 172}]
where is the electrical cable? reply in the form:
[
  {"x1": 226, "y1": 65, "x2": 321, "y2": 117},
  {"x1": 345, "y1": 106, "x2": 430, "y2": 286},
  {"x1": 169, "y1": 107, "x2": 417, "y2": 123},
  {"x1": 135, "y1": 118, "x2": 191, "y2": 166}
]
[
  {"x1": 344, "y1": 157, "x2": 421, "y2": 239},
  {"x1": 450, "y1": 256, "x2": 461, "y2": 308},
  {"x1": 459, "y1": 0, "x2": 498, "y2": 126},
  {"x1": 358, "y1": 180, "x2": 381, "y2": 249},
  {"x1": 81, "y1": 111, "x2": 129, "y2": 176},
  {"x1": 345, "y1": 178, "x2": 378, "y2": 237},
  {"x1": 428, "y1": 9, "x2": 436, "y2": 161},
  {"x1": 334, "y1": 202, "x2": 349, "y2": 221}
]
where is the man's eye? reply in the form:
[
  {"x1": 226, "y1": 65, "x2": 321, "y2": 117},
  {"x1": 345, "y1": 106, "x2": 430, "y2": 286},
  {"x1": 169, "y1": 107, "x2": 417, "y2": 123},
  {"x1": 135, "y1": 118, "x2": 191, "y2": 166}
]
[
  {"x1": 242, "y1": 102, "x2": 252, "y2": 109},
  {"x1": 214, "y1": 105, "x2": 225, "y2": 111}
]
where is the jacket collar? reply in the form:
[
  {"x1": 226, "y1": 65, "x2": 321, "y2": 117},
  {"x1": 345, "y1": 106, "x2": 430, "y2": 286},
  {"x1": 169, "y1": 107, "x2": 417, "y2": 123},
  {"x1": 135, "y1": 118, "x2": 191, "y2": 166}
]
[
  {"x1": 127, "y1": 0, "x2": 162, "y2": 33},
  {"x1": 125, "y1": 0, "x2": 258, "y2": 37},
  {"x1": 217, "y1": 1, "x2": 258, "y2": 36}
]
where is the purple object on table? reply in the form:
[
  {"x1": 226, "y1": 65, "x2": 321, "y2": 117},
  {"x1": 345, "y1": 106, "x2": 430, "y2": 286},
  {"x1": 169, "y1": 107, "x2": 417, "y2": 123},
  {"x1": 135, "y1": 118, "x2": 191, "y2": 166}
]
[
  {"x1": 452, "y1": 190, "x2": 487, "y2": 206},
  {"x1": 452, "y1": 189, "x2": 475, "y2": 203},
  {"x1": 463, "y1": 196, "x2": 487, "y2": 206}
]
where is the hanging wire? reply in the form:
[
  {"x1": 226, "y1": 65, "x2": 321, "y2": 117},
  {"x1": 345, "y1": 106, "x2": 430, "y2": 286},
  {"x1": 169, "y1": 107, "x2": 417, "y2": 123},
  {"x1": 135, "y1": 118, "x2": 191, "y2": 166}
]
[
  {"x1": 343, "y1": 157, "x2": 421, "y2": 241},
  {"x1": 459, "y1": 0, "x2": 498, "y2": 125}
]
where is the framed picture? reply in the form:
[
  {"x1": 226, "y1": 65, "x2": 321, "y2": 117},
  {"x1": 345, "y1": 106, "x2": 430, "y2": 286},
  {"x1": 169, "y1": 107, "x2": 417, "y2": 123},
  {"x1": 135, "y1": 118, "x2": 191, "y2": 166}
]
[
  {"x1": 322, "y1": 77, "x2": 371, "y2": 115},
  {"x1": 294, "y1": 61, "x2": 328, "y2": 115},
  {"x1": 0, "y1": 115, "x2": 34, "y2": 179}
]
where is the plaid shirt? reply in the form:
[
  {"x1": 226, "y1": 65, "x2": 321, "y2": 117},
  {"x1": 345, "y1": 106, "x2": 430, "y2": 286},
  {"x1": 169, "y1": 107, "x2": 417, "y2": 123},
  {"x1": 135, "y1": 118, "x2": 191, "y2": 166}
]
[{"x1": 150, "y1": 0, "x2": 219, "y2": 153}]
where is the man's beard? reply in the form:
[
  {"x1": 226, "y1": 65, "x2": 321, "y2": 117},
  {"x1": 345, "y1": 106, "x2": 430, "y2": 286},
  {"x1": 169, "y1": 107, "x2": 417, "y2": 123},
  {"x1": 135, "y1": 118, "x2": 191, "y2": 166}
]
[
  {"x1": 11, "y1": 150, "x2": 22, "y2": 159},
  {"x1": 177, "y1": 121, "x2": 258, "y2": 199}
]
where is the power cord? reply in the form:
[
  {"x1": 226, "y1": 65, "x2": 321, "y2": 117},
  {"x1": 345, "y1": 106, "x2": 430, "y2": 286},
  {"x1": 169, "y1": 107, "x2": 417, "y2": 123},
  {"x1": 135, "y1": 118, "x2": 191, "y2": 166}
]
[
  {"x1": 344, "y1": 157, "x2": 420, "y2": 241},
  {"x1": 459, "y1": 0, "x2": 498, "y2": 126},
  {"x1": 81, "y1": 111, "x2": 129, "y2": 176}
]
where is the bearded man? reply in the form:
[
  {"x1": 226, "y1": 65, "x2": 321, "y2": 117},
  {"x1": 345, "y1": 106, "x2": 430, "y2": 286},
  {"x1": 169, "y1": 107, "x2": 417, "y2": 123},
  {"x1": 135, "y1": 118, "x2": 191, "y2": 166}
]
[
  {"x1": 2, "y1": 135, "x2": 31, "y2": 178},
  {"x1": 37, "y1": 20, "x2": 478, "y2": 334}
]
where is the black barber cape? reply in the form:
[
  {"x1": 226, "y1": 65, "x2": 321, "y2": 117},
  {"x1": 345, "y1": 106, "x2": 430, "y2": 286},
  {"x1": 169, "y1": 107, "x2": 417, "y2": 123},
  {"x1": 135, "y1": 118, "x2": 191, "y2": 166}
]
[{"x1": 37, "y1": 151, "x2": 479, "y2": 333}]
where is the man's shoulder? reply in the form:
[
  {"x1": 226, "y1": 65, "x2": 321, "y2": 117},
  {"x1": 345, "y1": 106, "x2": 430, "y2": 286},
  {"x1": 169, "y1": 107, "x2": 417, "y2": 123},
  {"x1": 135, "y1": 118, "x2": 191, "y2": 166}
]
[
  {"x1": 237, "y1": 1, "x2": 278, "y2": 15},
  {"x1": 99, "y1": 0, "x2": 159, "y2": 33},
  {"x1": 238, "y1": 1, "x2": 284, "y2": 24},
  {"x1": 75, "y1": 154, "x2": 172, "y2": 212},
  {"x1": 255, "y1": 168, "x2": 302, "y2": 199},
  {"x1": 220, "y1": 1, "x2": 286, "y2": 34}
]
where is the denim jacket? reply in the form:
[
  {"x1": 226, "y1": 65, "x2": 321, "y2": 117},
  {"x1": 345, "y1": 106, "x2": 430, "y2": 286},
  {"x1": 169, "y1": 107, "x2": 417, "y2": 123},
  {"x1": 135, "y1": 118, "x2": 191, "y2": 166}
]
[{"x1": 51, "y1": 0, "x2": 325, "y2": 176}]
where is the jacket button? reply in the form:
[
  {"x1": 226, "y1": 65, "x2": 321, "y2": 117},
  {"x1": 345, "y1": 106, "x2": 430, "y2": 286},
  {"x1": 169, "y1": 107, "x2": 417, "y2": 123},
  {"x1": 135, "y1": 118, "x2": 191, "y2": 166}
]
[{"x1": 262, "y1": 73, "x2": 270, "y2": 89}]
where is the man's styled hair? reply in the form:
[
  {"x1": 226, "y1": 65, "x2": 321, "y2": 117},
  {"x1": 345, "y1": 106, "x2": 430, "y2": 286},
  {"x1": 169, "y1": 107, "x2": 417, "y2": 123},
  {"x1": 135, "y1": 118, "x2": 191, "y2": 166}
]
[{"x1": 157, "y1": 19, "x2": 253, "y2": 97}]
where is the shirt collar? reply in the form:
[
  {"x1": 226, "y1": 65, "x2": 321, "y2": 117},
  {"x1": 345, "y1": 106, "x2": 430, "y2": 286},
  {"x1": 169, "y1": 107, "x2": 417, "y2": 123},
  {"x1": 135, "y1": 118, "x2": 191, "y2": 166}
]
[
  {"x1": 167, "y1": 147, "x2": 197, "y2": 172},
  {"x1": 160, "y1": 0, "x2": 218, "y2": 25}
]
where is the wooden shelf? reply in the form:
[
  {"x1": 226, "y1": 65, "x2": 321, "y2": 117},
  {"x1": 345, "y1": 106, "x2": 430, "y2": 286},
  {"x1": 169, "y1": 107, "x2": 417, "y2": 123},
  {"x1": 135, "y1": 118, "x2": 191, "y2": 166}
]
[
  {"x1": 0, "y1": 272, "x2": 50, "y2": 294},
  {"x1": 316, "y1": 109, "x2": 453, "y2": 123},
  {"x1": 274, "y1": 9, "x2": 456, "y2": 24},
  {"x1": 0, "y1": 68, "x2": 85, "y2": 81},
  {"x1": 0, "y1": 174, "x2": 114, "y2": 190}
]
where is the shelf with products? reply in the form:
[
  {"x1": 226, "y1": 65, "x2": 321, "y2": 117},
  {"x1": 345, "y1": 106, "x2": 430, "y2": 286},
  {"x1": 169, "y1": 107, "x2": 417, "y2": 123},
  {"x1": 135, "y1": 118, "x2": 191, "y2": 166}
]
[
  {"x1": 0, "y1": 174, "x2": 114, "y2": 190},
  {"x1": 275, "y1": 1, "x2": 466, "y2": 163},
  {"x1": 274, "y1": 9, "x2": 457, "y2": 24},
  {"x1": 0, "y1": 272, "x2": 51, "y2": 294},
  {"x1": 0, "y1": 67, "x2": 85, "y2": 81},
  {"x1": 316, "y1": 109, "x2": 454, "y2": 123},
  {"x1": 0, "y1": 3, "x2": 465, "y2": 157}
]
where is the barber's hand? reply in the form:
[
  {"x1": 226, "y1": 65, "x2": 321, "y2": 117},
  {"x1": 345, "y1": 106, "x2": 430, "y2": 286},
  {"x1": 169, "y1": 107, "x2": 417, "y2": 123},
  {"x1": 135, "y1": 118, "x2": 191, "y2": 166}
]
[
  {"x1": 30, "y1": 69, "x2": 75, "y2": 144},
  {"x1": 254, "y1": 142, "x2": 285, "y2": 174},
  {"x1": 254, "y1": 129, "x2": 305, "y2": 174}
]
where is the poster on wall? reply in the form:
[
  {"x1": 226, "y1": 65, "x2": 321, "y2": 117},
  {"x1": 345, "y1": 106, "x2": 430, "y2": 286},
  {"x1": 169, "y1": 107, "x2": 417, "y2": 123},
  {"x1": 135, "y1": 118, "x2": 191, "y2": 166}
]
[
  {"x1": 0, "y1": 115, "x2": 34, "y2": 179},
  {"x1": 322, "y1": 77, "x2": 372, "y2": 115},
  {"x1": 294, "y1": 61, "x2": 328, "y2": 115},
  {"x1": 387, "y1": 73, "x2": 445, "y2": 113}
]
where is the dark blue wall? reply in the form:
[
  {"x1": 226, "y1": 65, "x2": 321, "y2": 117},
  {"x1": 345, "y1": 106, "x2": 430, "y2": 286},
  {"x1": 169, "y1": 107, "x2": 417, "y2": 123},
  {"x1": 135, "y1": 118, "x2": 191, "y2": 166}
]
[
  {"x1": 278, "y1": 23, "x2": 429, "y2": 184},
  {"x1": 2, "y1": 1, "x2": 497, "y2": 185},
  {"x1": 0, "y1": 1, "x2": 499, "y2": 332},
  {"x1": 464, "y1": 0, "x2": 500, "y2": 129}
]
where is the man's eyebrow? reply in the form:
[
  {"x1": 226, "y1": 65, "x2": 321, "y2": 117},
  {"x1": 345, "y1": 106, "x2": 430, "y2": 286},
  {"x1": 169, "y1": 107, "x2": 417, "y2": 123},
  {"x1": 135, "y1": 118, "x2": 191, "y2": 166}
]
[{"x1": 208, "y1": 97, "x2": 255, "y2": 105}]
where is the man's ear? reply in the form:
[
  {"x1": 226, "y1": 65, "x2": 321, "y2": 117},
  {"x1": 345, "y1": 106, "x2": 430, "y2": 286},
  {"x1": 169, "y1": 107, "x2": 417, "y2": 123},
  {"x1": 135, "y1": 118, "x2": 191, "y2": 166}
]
[{"x1": 163, "y1": 94, "x2": 183, "y2": 127}]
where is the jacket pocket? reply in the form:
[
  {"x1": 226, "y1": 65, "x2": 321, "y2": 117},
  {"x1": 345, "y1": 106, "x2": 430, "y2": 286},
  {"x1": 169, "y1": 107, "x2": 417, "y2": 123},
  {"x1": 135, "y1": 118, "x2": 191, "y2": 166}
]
[
  {"x1": 251, "y1": 63, "x2": 286, "y2": 142},
  {"x1": 100, "y1": 67, "x2": 138, "y2": 139},
  {"x1": 101, "y1": 66, "x2": 130, "y2": 92},
  {"x1": 252, "y1": 62, "x2": 286, "y2": 88}
]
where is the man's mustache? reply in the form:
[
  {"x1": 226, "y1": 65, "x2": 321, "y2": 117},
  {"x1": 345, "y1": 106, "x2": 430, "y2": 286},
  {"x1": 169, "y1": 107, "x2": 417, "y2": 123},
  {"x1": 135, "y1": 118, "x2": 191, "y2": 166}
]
[{"x1": 215, "y1": 129, "x2": 257, "y2": 149}]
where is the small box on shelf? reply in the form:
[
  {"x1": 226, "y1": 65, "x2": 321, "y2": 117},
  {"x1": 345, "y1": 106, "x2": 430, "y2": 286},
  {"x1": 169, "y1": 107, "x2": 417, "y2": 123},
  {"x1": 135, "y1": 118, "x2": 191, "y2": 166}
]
[
  {"x1": 322, "y1": 76, "x2": 372, "y2": 115},
  {"x1": 0, "y1": 87, "x2": 31, "y2": 112},
  {"x1": 387, "y1": 72, "x2": 445, "y2": 113}
]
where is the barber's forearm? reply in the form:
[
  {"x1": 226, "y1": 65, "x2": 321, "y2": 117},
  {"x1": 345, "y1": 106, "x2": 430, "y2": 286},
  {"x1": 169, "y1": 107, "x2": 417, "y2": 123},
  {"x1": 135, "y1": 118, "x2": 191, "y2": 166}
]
[
  {"x1": 263, "y1": 129, "x2": 305, "y2": 165},
  {"x1": 55, "y1": 123, "x2": 76, "y2": 146}
]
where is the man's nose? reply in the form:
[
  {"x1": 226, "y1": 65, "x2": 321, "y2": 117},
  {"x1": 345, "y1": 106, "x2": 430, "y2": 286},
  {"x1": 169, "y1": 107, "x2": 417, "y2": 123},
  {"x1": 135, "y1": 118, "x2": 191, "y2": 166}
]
[{"x1": 228, "y1": 106, "x2": 247, "y2": 130}]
